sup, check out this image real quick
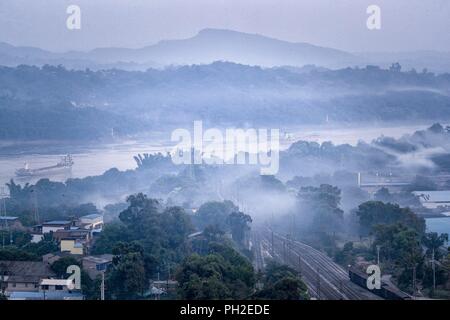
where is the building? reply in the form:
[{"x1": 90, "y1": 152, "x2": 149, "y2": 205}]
[
  {"x1": 40, "y1": 278, "x2": 74, "y2": 292},
  {"x1": 53, "y1": 229, "x2": 91, "y2": 243},
  {"x1": 41, "y1": 220, "x2": 72, "y2": 234},
  {"x1": 8, "y1": 291, "x2": 83, "y2": 300},
  {"x1": 82, "y1": 254, "x2": 113, "y2": 279},
  {"x1": 0, "y1": 261, "x2": 55, "y2": 294},
  {"x1": 8, "y1": 278, "x2": 83, "y2": 300},
  {"x1": 53, "y1": 228, "x2": 91, "y2": 255},
  {"x1": 79, "y1": 214, "x2": 103, "y2": 231},
  {"x1": 413, "y1": 191, "x2": 450, "y2": 209},
  {"x1": 60, "y1": 239, "x2": 84, "y2": 255}
]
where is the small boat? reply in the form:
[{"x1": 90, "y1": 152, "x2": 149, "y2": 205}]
[{"x1": 15, "y1": 155, "x2": 74, "y2": 177}]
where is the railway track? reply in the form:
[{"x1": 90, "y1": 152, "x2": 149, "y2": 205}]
[{"x1": 255, "y1": 228, "x2": 381, "y2": 300}]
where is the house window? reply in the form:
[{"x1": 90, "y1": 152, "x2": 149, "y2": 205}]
[
  {"x1": 41, "y1": 285, "x2": 49, "y2": 290},
  {"x1": 55, "y1": 285, "x2": 63, "y2": 291},
  {"x1": 12, "y1": 283, "x2": 16, "y2": 288}
]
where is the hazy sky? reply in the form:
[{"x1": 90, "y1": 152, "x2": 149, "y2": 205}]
[{"x1": 0, "y1": 0, "x2": 449, "y2": 52}]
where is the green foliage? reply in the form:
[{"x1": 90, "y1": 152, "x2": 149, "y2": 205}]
[
  {"x1": 356, "y1": 201, "x2": 425, "y2": 235},
  {"x1": 194, "y1": 200, "x2": 238, "y2": 231},
  {"x1": 0, "y1": 246, "x2": 39, "y2": 261},
  {"x1": 107, "y1": 246, "x2": 147, "y2": 300},
  {"x1": 0, "y1": 230, "x2": 31, "y2": 247},
  {"x1": 50, "y1": 257, "x2": 80, "y2": 277},
  {"x1": 21, "y1": 236, "x2": 59, "y2": 256},
  {"x1": 372, "y1": 223, "x2": 422, "y2": 268},
  {"x1": 253, "y1": 261, "x2": 309, "y2": 300},
  {"x1": 422, "y1": 232, "x2": 449, "y2": 260},
  {"x1": 91, "y1": 223, "x2": 132, "y2": 255},
  {"x1": 297, "y1": 184, "x2": 344, "y2": 233},
  {"x1": 176, "y1": 243, "x2": 255, "y2": 300},
  {"x1": 226, "y1": 211, "x2": 252, "y2": 246},
  {"x1": 334, "y1": 241, "x2": 355, "y2": 266}
]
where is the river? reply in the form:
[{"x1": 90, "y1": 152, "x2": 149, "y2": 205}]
[
  {"x1": 426, "y1": 217, "x2": 450, "y2": 236},
  {"x1": 0, "y1": 123, "x2": 430, "y2": 188}
]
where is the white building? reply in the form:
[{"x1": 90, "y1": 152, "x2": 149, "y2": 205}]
[{"x1": 413, "y1": 191, "x2": 450, "y2": 209}]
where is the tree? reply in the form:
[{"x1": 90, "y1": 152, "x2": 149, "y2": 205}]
[
  {"x1": 227, "y1": 211, "x2": 252, "y2": 246},
  {"x1": 194, "y1": 200, "x2": 238, "y2": 231},
  {"x1": 107, "y1": 247, "x2": 147, "y2": 300},
  {"x1": 372, "y1": 223, "x2": 422, "y2": 269},
  {"x1": 253, "y1": 261, "x2": 309, "y2": 300},
  {"x1": 176, "y1": 243, "x2": 255, "y2": 300},
  {"x1": 51, "y1": 257, "x2": 80, "y2": 277},
  {"x1": 422, "y1": 232, "x2": 448, "y2": 261},
  {"x1": 356, "y1": 201, "x2": 425, "y2": 235},
  {"x1": 297, "y1": 184, "x2": 344, "y2": 233}
]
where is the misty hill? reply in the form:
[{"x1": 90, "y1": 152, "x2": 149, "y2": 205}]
[
  {"x1": 1, "y1": 29, "x2": 357, "y2": 69},
  {"x1": 1, "y1": 62, "x2": 450, "y2": 140},
  {"x1": 70, "y1": 28, "x2": 358, "y2": 68},
  {"x1": 2, "y1": 29, "x2": 450, "y2": 72}
]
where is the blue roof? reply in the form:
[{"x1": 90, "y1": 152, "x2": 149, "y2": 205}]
[
  {"x1": 9, "y1": 291, "x2": 84, "y2": 300},
  {"x1": 43, "y1": 220, "x2": 71, "y2": 225},
  {"x1": 0, "y1": 216, "x2": 18, "y2": 220}
]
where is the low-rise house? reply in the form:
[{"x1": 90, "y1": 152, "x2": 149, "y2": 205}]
[
  {"x1": 30, "y1": 225, "x2": 44, "y2": 243},
  {"x1": 54, "y1": 228, "x2": 91, "y2": 255},
  {"x1": 8, "y1": 278, "x2": 83, "y2": 300},
  {"x1": 41, "y1": 220, "x2": 72, "y2": 234},
  {"x1": 79, "y1": 214, "x2": 103, "y2": 231},
  {"x1": 31, "y1": 233, "x2": 44, "y2": 243},
  {"x1": 8, "y1": 290, "x2": 83, "y2": 300},
  {"x1": 0, "y1": 261, "x2": 55, "y2": 294},
  {"x1": 40, "y1": 278, "x2": 75, "y2": 292},
  {"x1": 82, "y1": 254, "x2": 113, "y2": 279},
  {"x1": 53, "y1": 229, "x2": 90, "y2": 243},
  {"x1": 60, "y1": 239, "x2": 84, "y2": 255}
]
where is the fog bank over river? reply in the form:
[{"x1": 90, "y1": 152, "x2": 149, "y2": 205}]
[{"x1": 0, "y1": 123, "x2": 429, "y2": 187}]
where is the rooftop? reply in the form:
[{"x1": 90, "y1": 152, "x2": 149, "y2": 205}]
[
  {"x1": 42, "y1": 220, "x2": 72, "y2": 226},
  {"x1": 413, "y1": 190, "x2": 450, "y2": 202},
  {"x1": 40, "y1": 278, "x2": 74, "y2": 286},
  {"x1": 80, "y1": 214, "x2": 103, "y2": 220},
  {"x1": 0, "y1": 216, "x2": 19, "y2": 221},
  {"x1": 8, "y1": 291, "x2": 83, "y2": 300},
  {"x1": 0, "y1": 261, "x2": 55, "y2": 282},
  {"x1": 83, "y1": 254, "x2": 113, "y2": 264}
]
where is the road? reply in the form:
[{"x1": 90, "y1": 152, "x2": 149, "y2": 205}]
[{"x1": 252, "y1": 228, "x2": 381, "y2": 300}]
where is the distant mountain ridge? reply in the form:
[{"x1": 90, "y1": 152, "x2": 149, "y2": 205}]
[
  {"x1": 1, "y1": 29, "x2": 450, "y2": 72},
  {"x1": 1, "y1": 28, "x2": 358, "y2": 70}
]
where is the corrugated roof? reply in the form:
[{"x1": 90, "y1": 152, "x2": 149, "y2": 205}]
[{"x1": 9, "y1": 291, "x2": 83, "y2": 300}]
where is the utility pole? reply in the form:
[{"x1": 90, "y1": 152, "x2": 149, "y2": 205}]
[
  {"x1": 376, "y1": 245, "x2": 381, "y2": 266},
  {"x1": 271, "y1": 230, "x2": 274, "y2": 256},
  {"x1": 101, "y1": 271, "x2": 105, "y2": 301},
  {"x1": 1, "y1": 188, "x2": 8, "y2": 248},
  {"x1": 432, "y1": 248, "x2": 436, "y2": 294},
  {"x1": 316, "y1": 268, "x2": 321, "y2": 300},
  {"x1": 412, "y1": 264, "x2": 416, "y2": 300}
]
